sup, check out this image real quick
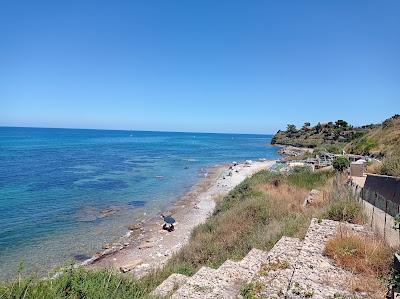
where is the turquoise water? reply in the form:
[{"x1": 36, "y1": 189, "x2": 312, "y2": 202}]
[{"x1": 0, "y1": 127, "x2": 279, "y2": 279}]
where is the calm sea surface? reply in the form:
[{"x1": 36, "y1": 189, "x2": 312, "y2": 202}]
[{"x1": 0, "y1": 127, "x2": 279, "y2": 279}]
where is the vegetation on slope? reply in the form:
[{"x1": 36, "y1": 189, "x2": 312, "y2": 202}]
[
  {"x1": 272, "y1": 115, "x2": 400, "y2": 158},
  {"x1": 344, "y1": 114, "x2": 400, "y2": 157},
  {"x1": 271, "y1": 119, "x2": 366, "y2": 149},
  {"x1": 324, "y1": 231, "x2": 393, "y2": 298},
  {"x1": 0, "y1": 266, "x2": 153, "y2": 299},
  {"x1": 0, "y1": 168, "x2": 375, "y2": 299}
]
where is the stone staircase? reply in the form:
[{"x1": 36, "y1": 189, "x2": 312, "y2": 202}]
[{"x1": 152, "y1": 219, "x2": 369, "y2": 298}]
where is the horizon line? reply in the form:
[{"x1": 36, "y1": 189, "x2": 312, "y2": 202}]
[{"x1": 0, "y1": 125, "x2": 274, "y2": 136}]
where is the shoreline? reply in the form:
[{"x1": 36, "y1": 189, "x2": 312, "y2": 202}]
[{"x1": 86, "y1": 160, "x2": 276, "y2": 277}]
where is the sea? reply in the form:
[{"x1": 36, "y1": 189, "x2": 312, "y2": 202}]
[{"x1": 0, "y1": 127, "x2": 279, "y2": 280}]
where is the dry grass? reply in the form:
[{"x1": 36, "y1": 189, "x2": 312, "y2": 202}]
[
  {"x1": 324, "y1": 230, "x2": 393, "y2": 276},
  {"x1": 366, "y1": 160, "x2": 383, "y2": 174},
  {"x1": 324, "y1": 229, "x2": 394, "y2": 298},
  {"x1": 347, "y1": 274, "x2": 388, "y2": 299}
]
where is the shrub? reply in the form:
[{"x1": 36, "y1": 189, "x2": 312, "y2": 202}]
[
  {"x1": 381, "y1": 155, "x2": 400, "y2": 177},
  {"x1": 324, "y1": 231, "x2": 394, "y2": 299},
  {"x1": 287, "y1": 168, "x2": 334, "y2": 189},
  {"x1": 348, "y1": 137, "x2": 378, "y2": 155},
  {"x1": 332, "y1": 156, "x2": 350, "y2": 172},
  {"x1": 324, "y1": 144, "x2": 344, "y2": 154},
  {"x1": 324, "y1": 231, "x2": 393, "y2": 277},
  {"x1": 366, "y1": 160, "x2": 382, "y2": 174},
  {"x1": 324, "y1": 199, "x2": 362, "y2": 223}
]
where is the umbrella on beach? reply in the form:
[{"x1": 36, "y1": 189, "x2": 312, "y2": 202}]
[{"x1": 161, "y1": 214, "x2": 176, "y2": 224}]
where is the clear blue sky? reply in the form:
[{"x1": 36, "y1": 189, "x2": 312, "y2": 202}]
[{"x1": 1, "y1": 1, "x2": 399, "y2": 134}]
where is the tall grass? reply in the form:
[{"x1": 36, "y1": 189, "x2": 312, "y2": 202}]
[
  {"x1": 287, "y1": 167, "x2": 334, "y2": 189},
  {"x1": 381, "y1": 154, "x2": 400, "y2": 177},
  {"x1": 0, "y1": 267, "x2": 154, "y2": 299},
  {"x1": 322, "y1": 177, "x2": 364, "y2": 224}
]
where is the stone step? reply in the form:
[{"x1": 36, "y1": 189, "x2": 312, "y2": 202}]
[
  {"x1": 218, "y1": 259, "x2": 255, "y2": 282},
  {"x1": 171, "y1": 250, "x2": 267, "y2": 299},
  {"x1": 171, "y1": 266, "x2": 224, "y2": 299},
  {"x1": 239, "y1": 248, "x2": 269, "y2": 269},
  {"x1": 249, "y1": 236, "x2": 303, "y2": 298},
  {"x1": 152, "y1": 273, "x2": 189, "y2": 297},
  {"x1": 171, "y1": 238, "x2": 303, "y2": 298},
  {"x1": 286, "y1": 218, "x2": 369, "y2": 298}
]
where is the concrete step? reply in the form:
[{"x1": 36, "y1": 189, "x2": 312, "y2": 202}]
[
  {"x1": 286, "y1": 218, "x2": 369, "y2": 299},
  {"x1": 171, "y1": 266, "x2": 224, "y2": 298},
  {"x1": 152, "y1": 273, "x2": 189, "y2": 297},
  {"x1": 171, "y1": 238, "x2": 302, "y2": 298},
  {"x1": 249, "y1": 236, "x2": 303, "y2": 298}
]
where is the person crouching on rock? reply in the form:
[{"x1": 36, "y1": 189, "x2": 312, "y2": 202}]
[{"x1": 161, "y1": 213, "x2": 176, "y2": 232}]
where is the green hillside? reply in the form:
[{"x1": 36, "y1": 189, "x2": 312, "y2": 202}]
[
  {"x1": 272, "y1": 115, "x2": 400, "y2": 157},
  {"x1": 345, "y1": 115, "x2": 400, "y2": 157}
]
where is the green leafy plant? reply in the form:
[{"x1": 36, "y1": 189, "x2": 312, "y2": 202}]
[{"x1": 332, "y1": 156, "x2": 350, "y2": 172}]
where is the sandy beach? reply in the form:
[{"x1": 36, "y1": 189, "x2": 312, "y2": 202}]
[{"x1": 87, "y1": 160, "x2": 275, "y2": 277}]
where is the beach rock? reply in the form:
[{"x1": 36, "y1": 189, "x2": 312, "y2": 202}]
[
  {"x1": 98, "y1": 207, "x2": 120, "y2": 218},
  {"x1": 127, "y1": 224, "x2": 142, "y2": 231},
  {"x1": 102, "y1": 243, "x2": 112, "y2": 249},
  {"x1": 120, "y1": 259, "x2": 143, "y2": 273},
  {"x1": 146, "y1": 237, "x2": 158, "y2": 243},
  {"x1": 303, "y1": 189, "x2": 323, "y2": 206},
  {"x1": 139, "y1": 242, "x2": 154, "y2": 249}
]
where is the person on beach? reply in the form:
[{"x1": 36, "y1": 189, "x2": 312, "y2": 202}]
[{"x1": 161, "y1": 213, "x2": 176, "y2": 232}]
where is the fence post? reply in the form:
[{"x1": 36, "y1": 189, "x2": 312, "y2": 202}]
[
  {"x1": 371, "y1": 192, "x2": 376, "y2": 228},
  {"x1": 384, "y1": 198, "x2": 387, "y2": 239}
]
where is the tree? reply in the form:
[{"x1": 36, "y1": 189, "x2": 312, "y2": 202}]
[
  {"x1": 335, "y1": 120, "x2": 348, "y2": 128},
  {"x1": 286, "y1": 124, "x2": 297, "y2": 133},
  {"x1": 332, "y1": 156, "x2": 350, "y2": 172},
  {"x1": 315, "y1": 122, "x2": 322, "y2": 133}
]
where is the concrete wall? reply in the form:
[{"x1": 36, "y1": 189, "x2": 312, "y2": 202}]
[
  {"x1": 351, "y1": 183, "x2": 400, "y2": 247},
  {"x1": 361, "y1": 199, "x2": 400, "y2": 247}
]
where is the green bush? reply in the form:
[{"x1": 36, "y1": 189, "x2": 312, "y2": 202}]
[
  {"x1": 287, "y1": 168, "x2": 334, "y2": 189},
  {"x1": 324, "y1": 199, "x2": 362, "y2": 223},
  {"x1": 348, "y1": 137, "x2": 378, "y2": 155},
  {"x1": 332, "y1": 156, "x2": 350, "y2": 172},
  {"x1": 0, "y1": 267, "x2": 152, "y2": 299}
]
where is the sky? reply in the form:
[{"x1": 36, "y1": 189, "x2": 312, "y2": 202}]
[{"x1": 0, "y1": 1, "x2": 399, "y2": 134}]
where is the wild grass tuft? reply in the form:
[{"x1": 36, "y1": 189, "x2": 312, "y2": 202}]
[
  {"x1": 287, "y1": 167, "x2": 334, "y2": 189},
  {"x1": 322, "y1": 178, "x2": 364, "y2": 224},
  {"x1": 324, "y1": 230, "x2": 394, "y2": 298},
  {"x1": 0, "y1": 267, "x2": 154, "y2": 299},
  {"x1": 381, "y1": 154, "x2": 400, "y2": 177}
]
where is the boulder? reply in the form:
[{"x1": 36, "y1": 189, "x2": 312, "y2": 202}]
[{"x1": 303, "y1": 189, "x2": 323, "y2": 206}]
